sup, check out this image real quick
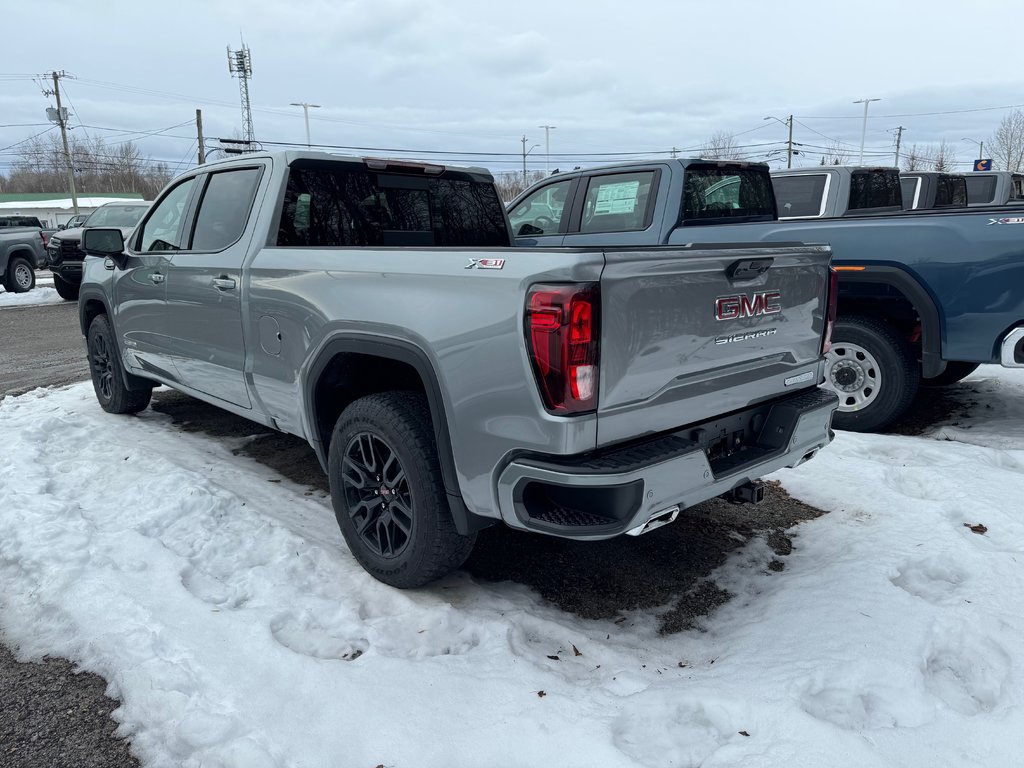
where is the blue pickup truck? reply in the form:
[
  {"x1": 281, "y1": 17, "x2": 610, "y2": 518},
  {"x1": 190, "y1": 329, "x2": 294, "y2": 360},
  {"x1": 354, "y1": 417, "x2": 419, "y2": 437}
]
[{"x1": 509, "y1": 160, "x2": 1024, "y2": 431}]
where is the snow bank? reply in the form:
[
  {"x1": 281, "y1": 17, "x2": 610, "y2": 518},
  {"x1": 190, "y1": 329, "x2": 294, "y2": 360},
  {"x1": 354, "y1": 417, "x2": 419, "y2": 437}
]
[
  {"x1": 2, "y1": 370, "x2": 1024, "y2": 767},
  {"x1": 0, "y1": 286, "x2": 63, "y2": 307}
]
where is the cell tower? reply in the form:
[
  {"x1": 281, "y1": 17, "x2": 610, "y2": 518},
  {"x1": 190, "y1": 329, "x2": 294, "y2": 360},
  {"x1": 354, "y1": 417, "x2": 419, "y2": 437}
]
[{"x1": 227, "y1": 44, "x2": 255, "y2": 145}]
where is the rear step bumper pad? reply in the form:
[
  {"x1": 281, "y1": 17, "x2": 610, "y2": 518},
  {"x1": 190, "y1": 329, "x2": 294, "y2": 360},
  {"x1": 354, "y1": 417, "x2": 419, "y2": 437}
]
[{"x1": 495, "y1": 386, "x2": 838, "y2": 540}]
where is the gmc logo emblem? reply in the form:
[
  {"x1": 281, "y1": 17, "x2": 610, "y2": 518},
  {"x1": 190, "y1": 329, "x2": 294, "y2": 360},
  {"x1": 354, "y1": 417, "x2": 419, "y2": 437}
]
[{"x1": 715, "y1": 291, "x2": 782, "y2": 321}]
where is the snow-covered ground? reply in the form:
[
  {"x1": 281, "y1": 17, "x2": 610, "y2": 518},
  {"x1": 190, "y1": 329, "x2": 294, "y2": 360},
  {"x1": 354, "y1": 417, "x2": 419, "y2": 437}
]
[
  {"x1": 1, "y1": 369, "x2": 1023, "y2": 768},
  {"x1": 0, "y1": 271, "x2": 62, "y2": 307}
]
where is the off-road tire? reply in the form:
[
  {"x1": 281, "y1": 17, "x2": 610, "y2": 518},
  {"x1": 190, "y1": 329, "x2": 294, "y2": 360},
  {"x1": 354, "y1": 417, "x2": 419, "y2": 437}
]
[
  {"x1": 828, "y1": 315, "x2": 920, "y2": 432},
  {"x1": 921, "y1": 361, "x2": 979, "y2": 387},
  {"x1": 86, "y1": 314, "x2": 152, "y2": 414},
  {"x1": 3, "y1": 256, "x2": 35, "y2": 293},
  {"x1": 328, "y1": 391, "x2": 475, "y2": 588},
  {"x1": 53, "y1": 273, "x2": 80, "y2": 301}
]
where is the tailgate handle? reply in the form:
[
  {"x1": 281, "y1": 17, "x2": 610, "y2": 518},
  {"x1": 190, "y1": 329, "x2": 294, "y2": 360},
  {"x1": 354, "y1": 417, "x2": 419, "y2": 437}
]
[{"x1": 727, "y1": 258, "x2": 774, "y2": 281}]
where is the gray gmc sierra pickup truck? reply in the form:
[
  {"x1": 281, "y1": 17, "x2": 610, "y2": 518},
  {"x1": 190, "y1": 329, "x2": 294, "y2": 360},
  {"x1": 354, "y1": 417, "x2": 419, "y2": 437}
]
[{"x1": 78, "y1": 151, "x2": 838, "y2": 587}]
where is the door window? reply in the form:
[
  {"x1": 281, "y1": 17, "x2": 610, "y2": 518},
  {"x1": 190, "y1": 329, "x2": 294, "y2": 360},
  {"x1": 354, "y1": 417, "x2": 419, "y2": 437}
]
[
  {"x1": 137, "y1": 178, "x2": 196, "y2": 252},
  {"x1": 190, "y1": 168, "x2": 262, "y2": 251},
  {"x1": 580, "y1": 172, "x2": 656, "y2": 233},
  {"x1": 508, "y1": 180, "x2": 573, "y2": 236}
]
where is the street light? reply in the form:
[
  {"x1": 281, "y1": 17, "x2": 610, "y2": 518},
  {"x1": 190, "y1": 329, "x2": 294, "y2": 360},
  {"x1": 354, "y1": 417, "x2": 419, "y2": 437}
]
[
  {"x1": 521, "y1": 136, "x2": 540, "y2": 185},
  {"x1": 538, "y1": 125, "x2": 556, "y2": 173},
  {"x1": 853, "y1": 98, "x2": 881, "y2": 165},
  {"x1": 289, "y1": 102, "x2": 321, "y2": 147},
  {"x1": 962, "y1": 137, "x2": 984, "y2": 165},
  {"x1": 764, "y1": 115, "x2": 794, "y2": 168}
]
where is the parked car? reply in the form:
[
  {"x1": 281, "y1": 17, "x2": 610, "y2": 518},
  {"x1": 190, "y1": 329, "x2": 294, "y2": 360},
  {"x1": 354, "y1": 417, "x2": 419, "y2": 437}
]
[
  {"x1": 509, "y1": 160, "x2": 1024, "y2": 432},
  {"x1": 47, "y1": 201, "x2": 150, "y2": 300},
  {"x1": 78, "y1": 151, "x2": 838, "y2": 587},
  {"x1": 0, "y1": 227, "x2": 47, "y2": 292},
  {"x1": 59, "y1": 213, "x2": 90, "y2": 230},
  {"x1": 0, "y1": 215, "x2": 46, "y2": 228}
]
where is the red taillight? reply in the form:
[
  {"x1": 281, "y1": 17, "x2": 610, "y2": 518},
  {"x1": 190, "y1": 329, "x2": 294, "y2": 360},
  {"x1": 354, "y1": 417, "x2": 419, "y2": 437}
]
[
  {"x1": 39, "y1": 231, "x2": 48, "y2": 247},
  {"x1": 822, "y1": 266, "x2": 839, "y2": 354},
  {"x1": 526, "y1": 283, "x2": 600, "y2": 413}
]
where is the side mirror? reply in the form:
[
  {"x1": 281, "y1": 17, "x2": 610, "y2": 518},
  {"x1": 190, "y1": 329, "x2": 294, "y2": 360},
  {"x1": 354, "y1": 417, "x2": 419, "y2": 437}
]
[{"x1": 82, "y1": 228, "x2": 127, "y2": 268}]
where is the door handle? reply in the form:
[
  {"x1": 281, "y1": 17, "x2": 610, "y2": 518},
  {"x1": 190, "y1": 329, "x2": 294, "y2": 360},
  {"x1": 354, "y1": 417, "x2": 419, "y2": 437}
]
[
  {"x1": 149, "y1": 273, "x2": 165, "y2": 284},
  {"x1": 212, "y1": 277, "x2": 236, "y2": 290}
]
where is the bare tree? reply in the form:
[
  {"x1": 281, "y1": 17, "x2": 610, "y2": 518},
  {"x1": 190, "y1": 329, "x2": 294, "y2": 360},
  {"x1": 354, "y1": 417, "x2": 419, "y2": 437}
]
[
  {"x1": 902, "y1": 144, "x2": 923, "y2": 171},
  {"x1": 932, "y1": 140, "x2": 957, "y2": 172},
  {"x1": 493, "y1": 170, "x2": 546, "y2": 203},
  {"x1": 822, "y1": 141, "x2": 850, "y2": 166},
  {"x1": 989, "y1": 110, "x2": 1024, "y2": 172},
  {"x1": 3, "y1": 134, "x2": 174, "y2": 199},
  {"x1": 700, "y1": 130, "x2": 741, "y2": 160}
]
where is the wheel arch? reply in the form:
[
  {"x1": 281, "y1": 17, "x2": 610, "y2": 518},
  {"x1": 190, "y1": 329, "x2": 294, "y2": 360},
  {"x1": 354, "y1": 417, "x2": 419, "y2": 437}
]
[
  {"x1": 78, "y1": 292, "x2": 153, "y2": 392},
  {"x1": 302, "y1": 335, "x2": 487, "y2": 536},
  {"x1": 836, "y1": 265, "x2": 944, "y2": 378}
]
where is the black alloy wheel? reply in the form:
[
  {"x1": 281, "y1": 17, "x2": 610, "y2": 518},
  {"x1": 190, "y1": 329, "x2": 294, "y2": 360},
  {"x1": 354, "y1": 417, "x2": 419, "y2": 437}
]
[{"x1": 341, "y1": 431, "x2": 414, "y2": 560}]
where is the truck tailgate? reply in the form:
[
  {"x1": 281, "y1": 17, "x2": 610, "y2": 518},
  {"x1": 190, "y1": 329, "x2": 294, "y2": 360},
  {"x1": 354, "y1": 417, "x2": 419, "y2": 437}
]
[{"x1": 597, "y1": 244, "x2": 831, "y2": 446}]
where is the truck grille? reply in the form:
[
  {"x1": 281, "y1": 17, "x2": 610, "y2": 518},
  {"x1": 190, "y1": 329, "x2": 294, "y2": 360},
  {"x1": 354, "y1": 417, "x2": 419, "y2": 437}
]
[{"x1": 60, "y1": 239, "x2": 83, "y2": 260}]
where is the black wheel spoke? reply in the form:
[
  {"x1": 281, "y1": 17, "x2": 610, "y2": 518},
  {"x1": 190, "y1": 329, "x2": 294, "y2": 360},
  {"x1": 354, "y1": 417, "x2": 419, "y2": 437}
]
[{"x1": 341, "y1": 430, "x2": 413, "y2": 560}]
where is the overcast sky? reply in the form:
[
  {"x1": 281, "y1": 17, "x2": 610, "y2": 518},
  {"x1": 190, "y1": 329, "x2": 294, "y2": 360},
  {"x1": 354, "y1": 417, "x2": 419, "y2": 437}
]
[{"x1": 2, "y1": 0, "x2": 1023, "y2": 180}]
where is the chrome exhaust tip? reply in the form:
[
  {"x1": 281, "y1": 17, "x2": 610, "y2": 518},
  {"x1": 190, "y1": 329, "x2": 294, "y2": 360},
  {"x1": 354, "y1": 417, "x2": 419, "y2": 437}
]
[{"x1": 625, "y1": 505, "x2": 680, "y2": 536}]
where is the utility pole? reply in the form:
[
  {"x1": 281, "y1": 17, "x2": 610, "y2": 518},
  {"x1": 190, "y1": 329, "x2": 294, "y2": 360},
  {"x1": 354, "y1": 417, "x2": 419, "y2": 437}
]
[
  {"x1": 44, "y1": 71, "x2": 79, "y2": 215},
  {"x1": 290, "y1": 102, "x2": 321, "y2": 147},
  {"x1": 671, "y1": 146, "x2": 678, "y2": 159},
  {"x1": 854, "y1": 98, "x2": 881, "y2": 165},
  {"x1": 538, "y1": 124, "x2": 556, "y2": 174},
  {"x1": 764, "y1": 115, "x2": 795, "y2": 168},
  {"x1": 893, "y1": 125, "x2": 904, "y2": 167},
  {"x1": 521, "y1": 135, "x2": 539, "y2": 186},
  {"x1": 786, "y1": 114, "x2": 794, "y2": 168},
  {"x1": 196, "y1": 109, "x2": 206, "y2": 165}
]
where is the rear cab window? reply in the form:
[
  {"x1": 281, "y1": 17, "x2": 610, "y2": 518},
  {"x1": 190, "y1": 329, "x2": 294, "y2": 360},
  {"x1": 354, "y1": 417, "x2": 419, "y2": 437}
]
[
  {"x1": 900, "y1": 177, "x2": 920, "y2": 209},
  {"x1": 277, "y1": 161, "x2": 510, "y2": 247},
  {"x1": 774, "y1": 173, "x2": 831, "y2": 218},
  {"x1": 965, "y1": 175, "x2": 997, "y2": 204},
  {"x1": 934, "y1": 176, "x2": 967, "y2": 208},
  {"x1": 681, "y1": 164, "x2": 776, "y2": 225},
  {"x1": 847, "y1": 169, "x2": 902, "y2": 213}
]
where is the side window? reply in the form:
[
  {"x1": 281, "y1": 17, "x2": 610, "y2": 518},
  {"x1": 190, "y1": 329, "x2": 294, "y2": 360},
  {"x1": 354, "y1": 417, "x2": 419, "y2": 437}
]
[
  {"x1": 508, "y1": 180, "x2": 573, "y2": 237},
  {"x1": 137, "y1": 178, "x2": 196, "y2": 252},
  {"x1": 276, "y1": 164, "x2": 510, "y2": 247},
  {"x1": 773, "y1": 174, "x2": 829, "y2": 218},
  {"x1": 190, "y1": 168, "x2": 262, "y2": 251},
  {"x1": 580, "y1": 172, "x2": 655, "y2": 233}
]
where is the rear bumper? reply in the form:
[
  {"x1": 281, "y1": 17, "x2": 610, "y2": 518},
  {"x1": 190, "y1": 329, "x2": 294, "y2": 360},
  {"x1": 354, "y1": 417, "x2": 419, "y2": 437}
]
[
  {"x1": 495, "y1": 386, "x2": 838, "y2": 540},
  {"x1": 1001, "y1": 327, "x2": 1024, "y2": 367}
]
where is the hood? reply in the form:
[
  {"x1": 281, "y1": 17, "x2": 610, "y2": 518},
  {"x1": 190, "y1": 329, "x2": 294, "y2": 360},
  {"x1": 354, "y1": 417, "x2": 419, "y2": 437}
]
[{"x1": 52, "y1": 224, "x2": 138, "y2": 242}]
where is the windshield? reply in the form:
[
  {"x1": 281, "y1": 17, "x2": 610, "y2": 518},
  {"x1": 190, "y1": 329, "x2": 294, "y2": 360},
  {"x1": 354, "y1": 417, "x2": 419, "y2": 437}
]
[{"x1": 84, "y1": 205, "x2": 148, "y2": 228}]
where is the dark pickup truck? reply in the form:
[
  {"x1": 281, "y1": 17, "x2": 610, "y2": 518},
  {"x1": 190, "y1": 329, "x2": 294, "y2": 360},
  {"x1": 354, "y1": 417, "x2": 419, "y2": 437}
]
[
  {"x1": 0, "y1": 227, "x2": 47, "y2": 293},
  {"x1": 509, "y1": 160, "x2": 1024, "y2": 431}
]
